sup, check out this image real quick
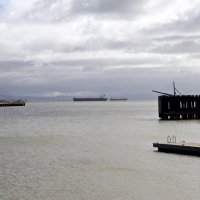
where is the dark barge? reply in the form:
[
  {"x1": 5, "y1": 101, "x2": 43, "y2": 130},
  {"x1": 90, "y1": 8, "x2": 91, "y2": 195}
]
[
  {"x1": 153, "y1": 142, "x2": 200, "y2": 156},
  {"x1": 153, "y1": 82, "x2": 200, "y2": 120}
]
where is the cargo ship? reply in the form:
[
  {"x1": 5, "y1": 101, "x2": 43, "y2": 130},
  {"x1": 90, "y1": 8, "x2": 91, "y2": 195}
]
[
  {"x1": 73, "y1": 95, "x2": 107, "y2": 102},
  {"x1": 110, "y1": 97, "x2": 128, "y2": 101}
]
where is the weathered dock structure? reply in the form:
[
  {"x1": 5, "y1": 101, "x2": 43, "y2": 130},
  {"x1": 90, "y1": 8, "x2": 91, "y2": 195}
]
[
  {"x1": 153, "y1": 142, "x2": 200, "y2": 156},
  {"x1": 153, "y1": 82, "x2": 200, "y2": 120},
  {"x1": 158, "y1": 95, "x2": 200, "y2": 119}
]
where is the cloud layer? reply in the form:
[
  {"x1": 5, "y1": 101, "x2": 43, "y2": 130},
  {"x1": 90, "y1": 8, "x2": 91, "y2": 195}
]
[{"x1": 1, "y1": 0, "x2": 200, "y2": 98}]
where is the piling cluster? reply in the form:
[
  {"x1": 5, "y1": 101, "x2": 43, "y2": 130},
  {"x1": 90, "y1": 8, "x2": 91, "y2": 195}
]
[{"x1": 158, "y1": 95, "x2": 200, "y2": 119}]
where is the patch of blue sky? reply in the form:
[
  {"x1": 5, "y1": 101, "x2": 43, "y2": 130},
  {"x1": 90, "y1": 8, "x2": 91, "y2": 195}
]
[{"x1": 0, "y1": 0, "x2": 11, "y2": 12}]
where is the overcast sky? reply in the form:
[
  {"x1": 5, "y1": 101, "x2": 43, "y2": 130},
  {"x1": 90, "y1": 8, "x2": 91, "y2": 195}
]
[{"x1": 1, "y1": 0, "x2": 200, "y2": 99}]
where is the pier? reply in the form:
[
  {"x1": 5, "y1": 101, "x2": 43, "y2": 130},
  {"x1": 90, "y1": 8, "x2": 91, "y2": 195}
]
[
  {"x1": 153, "y1": 142, "x2": 200, "y2": 156},
  {"x1": 0, "y1": 100, "x2": 25, "y2": 107},
  {"x1": 153, "y1": 82, "x2": 200, "y2": 120},
  {"x1": 158, "y1": 95, "x2": 200, "y2": 120},
  {"x1": 0, "y1": 88, "x2": 26, "y2": 107}
]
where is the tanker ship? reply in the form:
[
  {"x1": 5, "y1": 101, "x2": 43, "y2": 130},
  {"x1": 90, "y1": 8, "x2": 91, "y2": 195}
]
[{"x1": 73, "y1": 95, "x2": 107, "y2": 101}]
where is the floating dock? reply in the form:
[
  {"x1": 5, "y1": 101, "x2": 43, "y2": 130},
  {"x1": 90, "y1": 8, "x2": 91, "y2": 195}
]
[{"x1": 153, "y1": 141, "x2": 200, "y2": 156}]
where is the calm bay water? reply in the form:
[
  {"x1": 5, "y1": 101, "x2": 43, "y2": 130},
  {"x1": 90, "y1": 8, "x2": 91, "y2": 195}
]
[{"x1": 1, "y1": 101, "x2": 200, "y2": 200}]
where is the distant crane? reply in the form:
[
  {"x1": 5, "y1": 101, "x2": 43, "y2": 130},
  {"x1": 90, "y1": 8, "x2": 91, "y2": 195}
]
[{"x1": 152, "y1": 81, "x2": 182, "y2": 96}]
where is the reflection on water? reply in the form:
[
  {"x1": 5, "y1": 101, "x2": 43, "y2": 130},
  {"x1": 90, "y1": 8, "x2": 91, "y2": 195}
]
[{"x1": 1, "y1": 101, "x2": 200, "y2": 200}]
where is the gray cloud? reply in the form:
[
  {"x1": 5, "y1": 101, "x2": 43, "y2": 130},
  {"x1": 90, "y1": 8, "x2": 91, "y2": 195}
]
[
  {"x1": 171, "y1": 11, "x2": 200, "y2": 33},
  {"x1": 1, "y1": 1, "x2": 200, "y2": 99},
  {"x1": 3, "y1": 0, "x2": 146, "y2": 23},
  {"x1": 51, "y1": 57, "x2": 163, "y2": 69},
  {"x1": 152, "y1": 41, "x2": 200, "y2": 54},
  {"x1": 153, "y1": 35, "x2": 200, "y2": 42},
  {"x1": 20, "y1": 35, "x2": 154, "y2": 55},
  {"x1": 1, "y1": 66, "x2": 200, "y2": 99},
  {"x1": 0, "y1": 60, "x2": 31, "y2": 72},
  {"x1": 145, "y1": 9, "x2": 200, "y2": 37},
  {"x1": 71, "y1": 0, "x2": 145, "y2": 16}
]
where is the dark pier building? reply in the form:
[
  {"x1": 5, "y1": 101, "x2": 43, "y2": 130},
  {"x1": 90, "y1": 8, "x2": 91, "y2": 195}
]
[
  {"x1": 158, "y1": 95, "x2": 200, "y2": 120},
  {"x1": 153, "y1": 82, "x2": 200, "y2": 120}
]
